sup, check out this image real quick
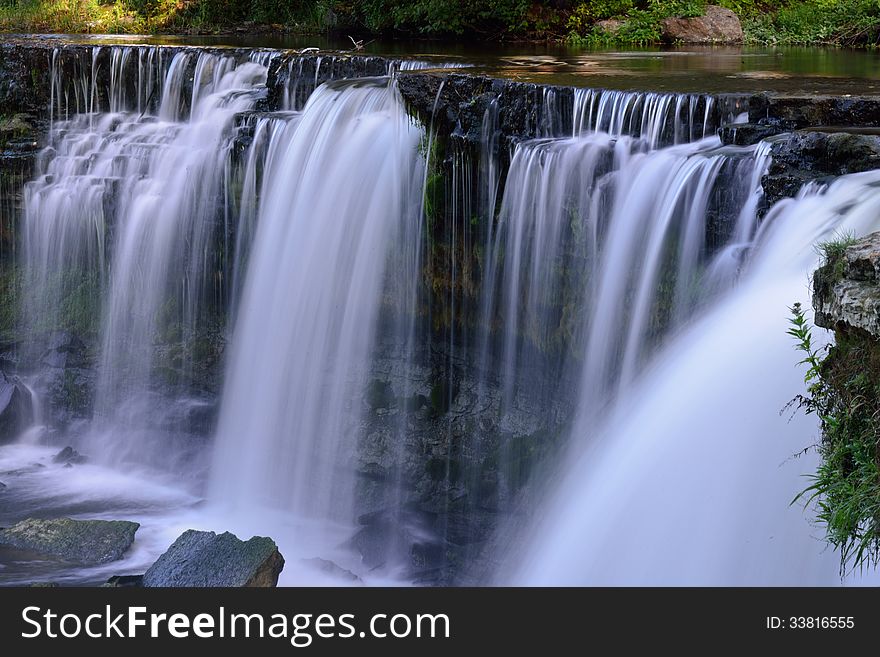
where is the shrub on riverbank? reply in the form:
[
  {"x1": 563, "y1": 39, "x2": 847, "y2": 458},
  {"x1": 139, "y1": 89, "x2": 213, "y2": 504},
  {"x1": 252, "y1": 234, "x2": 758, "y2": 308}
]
[
  {"x1": 568, "y1": 1, "x2": 880, "y2": 46},
  {"x1": 745, "y1": 0, "x2": 880, "y2": 45}
]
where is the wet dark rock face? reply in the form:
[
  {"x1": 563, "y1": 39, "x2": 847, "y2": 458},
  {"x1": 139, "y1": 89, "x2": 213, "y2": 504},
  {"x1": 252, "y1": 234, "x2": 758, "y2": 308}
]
[
  {"x1": 0, "y1": 43, "x2": 53, "y2": 119},
  {"x1": 396, "y1": 72, "x2": 741, "y2": 151},
  {"x1": 351, "y1": 338, "x2": 574, "y2": 584},
  {"x1": 749, "y1": 94, "x2": 880, "y2": 132},
  {"x1": 718, "y1": 122, "x2": 783, "y2": 147},
  {"x1": 0, "y1": 370, "x2": 33, "y2": 443},
  {"x1": 762, "y1": 131, "x2": 880, "y2": 213}
]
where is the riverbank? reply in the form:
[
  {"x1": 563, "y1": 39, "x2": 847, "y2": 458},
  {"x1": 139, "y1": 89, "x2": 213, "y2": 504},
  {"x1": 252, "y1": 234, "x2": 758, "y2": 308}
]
[{"x1": 1, "y1": 1, "x2": 878, "y2": 48}]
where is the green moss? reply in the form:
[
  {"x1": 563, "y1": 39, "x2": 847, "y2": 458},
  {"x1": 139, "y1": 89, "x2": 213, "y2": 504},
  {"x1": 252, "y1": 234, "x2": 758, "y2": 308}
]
[
  {"x1": 155, "y1": 364, "x2": 181, "y2": 386},
  {"x1": 0, "y1": 114, "x2": 33, "y2": 147},
  {"x1": 57, "y1": 368, "x2": 91, "y2": 413},
  {"x1": 0, "y1": 266, "x2": 20, "y2": 342},
  {"x1": 421, "y1": 134, "x2": 447, "y2": 232}
]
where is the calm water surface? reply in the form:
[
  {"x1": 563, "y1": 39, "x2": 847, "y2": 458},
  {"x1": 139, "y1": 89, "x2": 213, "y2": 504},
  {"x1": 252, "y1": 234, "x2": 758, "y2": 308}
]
[{"x1": 8, "y1": 33, "x2": 880, "y2": 94}]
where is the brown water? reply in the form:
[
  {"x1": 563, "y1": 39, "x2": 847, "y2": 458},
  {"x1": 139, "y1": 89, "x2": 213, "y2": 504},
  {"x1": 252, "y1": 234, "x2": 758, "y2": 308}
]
[{"x1": 12, "y1": 32, "x2": 880, "y2": 95}]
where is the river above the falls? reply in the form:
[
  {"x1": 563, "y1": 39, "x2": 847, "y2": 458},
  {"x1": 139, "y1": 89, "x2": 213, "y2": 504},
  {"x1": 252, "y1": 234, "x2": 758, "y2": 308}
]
[{"x1": 6, "y1": 33, "x2": 880, "y2": 94}]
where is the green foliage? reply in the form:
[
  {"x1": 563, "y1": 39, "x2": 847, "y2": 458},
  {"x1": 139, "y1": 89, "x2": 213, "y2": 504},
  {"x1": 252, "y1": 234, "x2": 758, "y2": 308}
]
[
  {"x1": 744, "y1": 0, "x2": 880, "y2": 46},
  {"x1": 0, "y1": 0, "x2": 335, "y2": 32},
  {"x1": 818, "y1": 231, "x2": 859, "y2": 265},
  {"x1": 788, "y1": 302, "x2": 825, "y2": 386},
  {"x1": 714, "y1": 0, "x2": 771, "y2": 15},
  {"x1": 0, "y1": 0, "x2": 144, "y2": 33},
  {"x1": 568, "y1": 0, "x2": 634, "y2": 32},
  {"x1": 356, "y1": 0, "x2": 533, "y2": 35},
  {"x1": 812, "y1": 231, "x2": 858, "y2": 302},
  {"x1": 788, "y1": 301, "x2": 880, "y2": 573},
  {"x1": 567, "y1": 0, "x2": 706, "y2": 46},
  {"x1": 613, "y1": 7, "x2": 662, "y2": 42},
  {"x1": 818, "y1": 230, "x2": 858, "y2": 279}
]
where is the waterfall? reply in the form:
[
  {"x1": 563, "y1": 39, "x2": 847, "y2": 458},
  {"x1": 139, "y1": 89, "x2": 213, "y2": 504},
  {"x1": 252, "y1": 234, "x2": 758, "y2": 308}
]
[
  {"x1": 226, "y1": 111, "x2": 294, "y2": 321},
  {"x1": 571, "y1": 88, "x2": 723, "y2": 147},
  {"x1": 23, "y1": 51, "x2": 270, "y2": 466},
  {"x1": 473, "y1": 134, "x2": 762, "y2": 466},
  {"x1": 209, "y1": 79, "x2": 425, "y2": 536},
  {"x1": 506, "y1": 171, "x2": 880, "y2": 585},
  {"x1": 12, "y1": 41, "x2": 879, "y2": 586}
]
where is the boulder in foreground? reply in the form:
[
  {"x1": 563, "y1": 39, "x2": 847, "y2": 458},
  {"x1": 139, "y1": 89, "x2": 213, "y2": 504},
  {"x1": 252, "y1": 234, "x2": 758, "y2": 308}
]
[
  {"x1": 0, "y1": 517, "x2": 139, "y2": 564},
  {"x1": 142, "y1": 529, "x2": 284, "y2": 587}
]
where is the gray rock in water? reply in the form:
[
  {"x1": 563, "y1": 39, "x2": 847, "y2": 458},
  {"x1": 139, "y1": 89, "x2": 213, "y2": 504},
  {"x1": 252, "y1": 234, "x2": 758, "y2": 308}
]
[
  {"x1": 0, "y1": 481, "x2": 6, "y2": 490},
  {"x1": 0, "y1": 518, "x2": 139, "y2": 564},
  {"x1": 52, "y1": 446, "x2": 87, "y2": 465},
  {"x1": 0, "y1": 371, "x2": 33, "y2": 443},
  {"x1": 142, "y1": 530, "x2": 284, "y2": 587}
]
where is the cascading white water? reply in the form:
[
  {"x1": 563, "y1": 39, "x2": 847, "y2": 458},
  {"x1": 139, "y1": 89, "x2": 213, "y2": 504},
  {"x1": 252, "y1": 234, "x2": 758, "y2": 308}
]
[
  {"x1": 476, "y1": 134, "x2": 761, "y2": 431},
  {"x1": 226, "y1": 111, "x2": 294, "y2": 320},
  {"x1": 24, "y1": 50, "x2": 269, "y2": 466},
  {"x1": 93, "y1": 58, "x2": 266, "y2": 458},
  {"x1": 506, "y1": 170, "x2": 880, "y2": 585},
  {"x1": 481, "y1": 133, "x2": 632, "y2": 409},
  {"x1": 571, "y1": 88, "x2": 721, "y2": 147},
  {"x1": 580, "y1": 136, "x2": 751, "y2": 404},
  {"x1": 209, "y1": 79, "x2": 425, "y2": 537}
]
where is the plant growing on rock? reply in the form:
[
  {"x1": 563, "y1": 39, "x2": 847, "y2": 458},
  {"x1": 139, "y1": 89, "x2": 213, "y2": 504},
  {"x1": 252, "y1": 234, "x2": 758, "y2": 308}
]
[{"x1": 787, "y1": 300, "x2": 880, "y2": 574}]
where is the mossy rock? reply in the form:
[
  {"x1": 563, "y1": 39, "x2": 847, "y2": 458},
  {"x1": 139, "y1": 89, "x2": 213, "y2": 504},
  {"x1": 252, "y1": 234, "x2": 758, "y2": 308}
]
[{"x1": 0, "y1": 518, "x2": 139, "y2": 564}]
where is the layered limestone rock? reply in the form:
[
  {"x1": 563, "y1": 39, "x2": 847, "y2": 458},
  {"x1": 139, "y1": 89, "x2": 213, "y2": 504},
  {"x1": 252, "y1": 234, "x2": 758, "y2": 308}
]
[{"x1": 814, "y1": 232, "x2": 880, "y2": 337}]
